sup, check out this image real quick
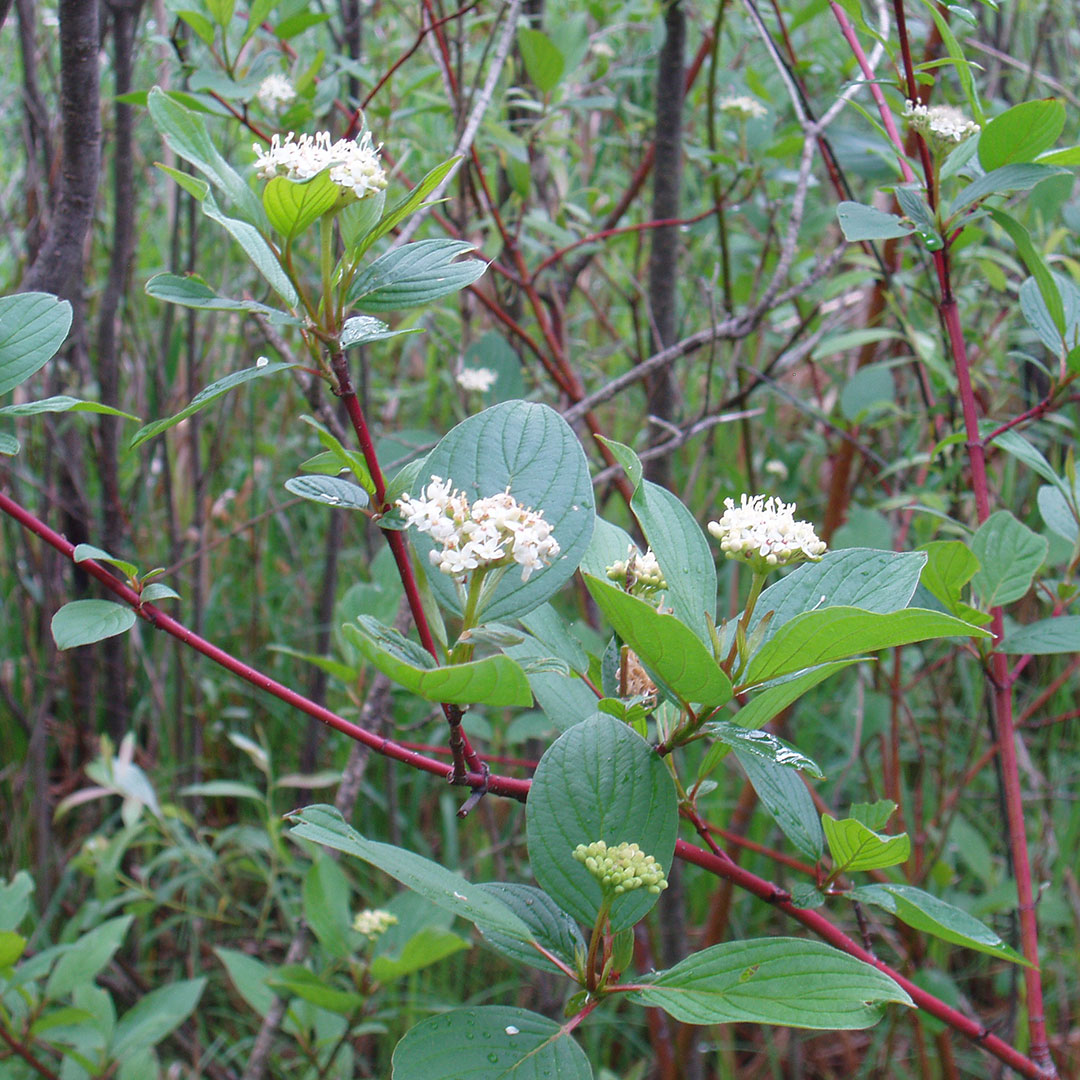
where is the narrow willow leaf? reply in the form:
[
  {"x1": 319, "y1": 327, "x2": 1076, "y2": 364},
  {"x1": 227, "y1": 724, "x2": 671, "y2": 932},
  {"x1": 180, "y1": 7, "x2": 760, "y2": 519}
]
[
  {"x1": 0, "y1": 293, "x2": 73, "y2": 397},
  {"x1": 144, "y1": 272, "x2": 298, "y2": 324},
  {"x1": 357, "y1": 157, "x2": 460, "y2": 256},
  {"x1": 948, "y1": 163, "x2": 1069, "y2": 218},
  {"x1": 745, "y1": 607, "x2": 988, "y2": 684},
  {"x1": 733, "y1": 660, "x2": 861, "y2": 730},
  {"x1": 343, "y1": 615, "x2": 533, "y2": 706},
  {"x1": 836, "y1": 202, "x2": 916, "y2": 241},
  {"x1": 287, "y1": 805, "x2": 534, "y2": 942},
  {"x1": 1019, "y1": 272, "x2": 1080, "y2": 356},
  {"x1": 823, "y1": 815, "x2": 910, "y2": 873},
  {"x1": 298, "y1": 414, "x2": 374, "y2": 493},
  {"x1": 733, "y1": 749, "x2": 823, "y2": 860},
  {"x1": 989, "y1": 209, "x2": 1064, "y2": 338},
  {"x1": 129, "y1": 360, "x2": 296, "y2": 448},
  {"x1": 998, "y1": 616, "x2": 1080, "y2": 655},
  {"x1": 517, "y1": 27, "x2": 566, "y2": 93},
  {"x1": 475, "y1": 883, "x2": 586, "y2": 975},
  {"x1": 971, "y1": 510, "x2": 1048, "y2": 608},
  {"x1": 852, "y1": 884, "x2": 1027, "y2": 964},
  {"x1": 525, "y1": 714, "x2": 678, "y2": 931},
  {"x1": 284, "y1": 475, "x2": 370, "y2": 509},
  {"x1": 0, "y1": 396, "x2": 139, "y2": 421},
  {"x1": 340, "y1": 315, "x2": 421, "y2": 348},
  {"x1": 701, "y1": 722, "x2": 824, "y2": 778},
  {"x1": 51, "y1": 601, "x2": 137, "y2": 650},
  {"x1": 392, "y1": 1007, "x2": 592, "y2": 1080},
  {"x1": 631, "y1": 937, "x2": 912, "y2": 1028},
  {"x1": 584, "y1": 575, "x2": 731, "y2": 708},
  {"x1": 347, "y1": 239, "x2": 487, "y2": 312}
]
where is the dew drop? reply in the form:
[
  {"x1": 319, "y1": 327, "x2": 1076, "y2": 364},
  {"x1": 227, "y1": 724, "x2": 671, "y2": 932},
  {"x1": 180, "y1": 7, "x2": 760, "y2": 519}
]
[
  {"x1": 453, "y1": 891, "x2": 467, "y2": 901},
  {"x1": 326, "y1": 495, "x2": 341, "y2": 504},
  {"x1": 256, "y1": 356, "x2": 270, "y2": 368},
  {"x1": 504, "y1": 1025, "x2": 520, "y2": 1036},
  {"x1": 487, "y1": 1053, "x2": 500, "y2": 1064}
]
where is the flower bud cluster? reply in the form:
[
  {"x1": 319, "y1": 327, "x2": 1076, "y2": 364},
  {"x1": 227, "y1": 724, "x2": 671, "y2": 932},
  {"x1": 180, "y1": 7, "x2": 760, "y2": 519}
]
[
  {"x1": 902, "y1": 101, "x2": 980, "y2": 150},
  {"x1": 256, "y1": 74, "x2": 296, "y2": 111},
  {"x1": 718, "y1": 95, "x2": 767, "y2": 121},
  {"x1": 397, "y1": 476, "x2": 560, "y2": 582},
  {"x1": 572, "y1": 840, "x2": 669, "y2": 896},
  {"x1": 253, "y1": 130, "x2": 388, "y2": 202},
  {"x1": 352, "y1": 908, "x2": 398, "y2": 939},
  {"x1": 606, "y1": 546, "x2": 667, "y2": 598},
  {"x1": 707, "y1": 494, "x2": 826, "y2": 571}
]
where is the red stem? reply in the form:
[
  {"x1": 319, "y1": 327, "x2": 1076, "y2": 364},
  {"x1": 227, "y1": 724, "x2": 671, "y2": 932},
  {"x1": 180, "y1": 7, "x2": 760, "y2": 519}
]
[{"x1": 0, "y1": 487, "x2": 523, "y2": 801}]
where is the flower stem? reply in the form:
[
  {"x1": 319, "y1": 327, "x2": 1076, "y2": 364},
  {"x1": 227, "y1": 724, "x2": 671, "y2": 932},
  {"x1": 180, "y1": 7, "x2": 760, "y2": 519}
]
[{"x1": 585, "y1": 897, "x2": 613, "y2": 993}]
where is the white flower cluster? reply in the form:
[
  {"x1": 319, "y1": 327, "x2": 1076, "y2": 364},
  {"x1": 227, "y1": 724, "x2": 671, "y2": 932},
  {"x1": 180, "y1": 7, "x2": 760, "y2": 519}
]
[
  {"x1": 718, "y1": 95, "x2": 767, "y2": 121},
  {"x1": 397, "y1": 476, "x2": 560, "y2": 582},
  {"x1": 456, "y1": 367, "x2": 498, "y2": 393},
  {"x1": 708, "y1": 494, "x2": 826, "y2": 570},
  {"x1": 572, "y1": 840, "x2": 669, "y2": 896},
  {"x1": 256, "y1": 74, "x2": 296, "y2": 111},
  {"x1": 253, "y1": 130, "x2": 388, "y2": 201},
  {"x1": 903, "y1": 100, "x2": 980, "y2": 146},
  {"x1": 606, "y1": 546, "x2": 667, "y2": 596},
  {"x1": 352, "y1": 908, "x2": 398, "y2": 939}
]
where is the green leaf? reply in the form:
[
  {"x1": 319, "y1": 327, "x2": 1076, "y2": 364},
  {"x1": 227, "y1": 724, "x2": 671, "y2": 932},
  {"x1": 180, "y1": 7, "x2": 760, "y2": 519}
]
[
  {"x1": 978, "y1": 99, "x2": 1066, "y2": 171},
  {"x1": 1019, "y1": 271, "x2": 1080, "y2": 355},
  {"x1": 474, "y1": 883, "x2": 586, "y2": 975},
  {"x1": 517, "y1": 28, "x2": 566, "y2": 93},
  {"x1": 989, "y1": 209, "x2": 1064, "y2": 338},
  {"x1": 0, "y1": 431, "x2": 18, "y2": 455},
  {"x1": 836, "y1": 202, "x2": 916, "y2": 242},
  {"x1": 525, "y1": 713, "x2": 678, "y2": 931},
  {"x1": 598, "y1": 438, "x2": 716, "y2": 640},
  {"x1": 0, "y1": 395, "x2": 139, "y2": 421},
  {"x1": 44, "y1": 916, "x2": 133, "y2": 1000},
  {"x1": 340, "y1": 314, "x2": 421, "y2": 348},
  {"x1": 823, "y1": 815, "x2": 910, "y2": 873},
  {"x1": 298, "y1": 414, "x2": 374, "y2": 492},
  {"x1": 304, "y1": 855, "x2": 352, "y2": 959},
  {"x1": 214, "y1": 947, "x2": 278, "y2": 1016},
  {"x1": 287, "y1": 805, "x2": 534, "y2": 942},
  {"x1": 356, "y1": 157, "x2": 460, "y2": 257},
  {"x1": 179, "y1": 781, "x2": 264, "y2": 800},
  {"x1": 631, "y1": 937, "x2": 912, "y2": 1028},
  {"x1": 139, "y1": 583, "x2": 180, "y2": 603},
  {"x1": 0, "y1": 930, "x2": 27, "y2": 967},
  {"x1": 201, "y1": 193, "x2": 299, "y2": 306},
  {"x1": 72, "y1": 544, "x2": 138, "y2": 579},
  {"x1": 852, "y1": 884, "x2": 1027, "y2": 964},
  {"x1": 745, "y1": 607, "x2": 988, "y2": 685},
  {"x1": 284, "y1": 475, "x2": 370, "y2": 509},
  {"x1": 343, "y1": 615, "x2": 533, "y2": 706},
  {"x1": 347, "y1": 240, "x2": 487, "y2": 312},
  {"x1": 269, "y1": 966, "x2": 364, "y2": 1015},
  {"x1": 948, "y1": 163, "x2": 1069, "y2": 218},
  {"x1": 147, "y1": 87, "x2": 263, "y2": 223},
  {"x1": 144, "y1": 272, "x2": 297, "y2": 324},
  {"x1": 0, "y1": 292, "x2": 73, "y2": 397},
  {"x1": 851, "y1": 799, "x2": 896, "y2": 831},
  {"x1": 733, "y1": 750, "x2": 823, "y2": 860},
  {"x1": 392, "y1": 1006, "x2": 592, "y2": 1080},
  {"x1": 919, "y1": 540, "x2": 986, "y2": 622},
  {"x1": 110, "y1": 978, "x2": 206, "y2": 1059},
  {"x1": 51, "y1": 601, "x2": 137, "y2": 650},
  {"x1": 368, "y1": 926, "x2": 471, "y2": 982},
  {"x1": 971, "y1": 510, "x2": 1048, "y2": 607},
  {"x1": 1038, "y1": 484, "x2": 1079, "y2": 544},
  {"x1": 731, "y1": 660, "x2": 861, "y2": 732},
  {"x1": 502, "y1": 635, "x2": 598, "y2": 732},
  {"x1": 129, "y1": 360, "x2": 296, "y2": 448},
  {"x1": 263, "y1": 171, "x2": 340, "y2": 240},
  {"x1": 748, "y1": 549, "x2": 927, "y2": 650},
  {"x1": 998, "y1": 616, "x2": 1080, "y2": 655},
  {"x1": 417, "y1": 402, "x2": 595, "y2": 622},
  {"x1": 0, "y1": 872, "x2": 34, "y2": 931},
  {"x1": 583, "y1": 576, "x2": 731, "y2": 707},
  {"x1": 701, "y1": 722, "x2": 823, "y2": 778}
]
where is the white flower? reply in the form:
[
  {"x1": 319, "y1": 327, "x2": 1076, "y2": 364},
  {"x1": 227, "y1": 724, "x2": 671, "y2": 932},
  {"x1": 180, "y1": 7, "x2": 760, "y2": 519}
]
[
  {"x1": 396, "y1": 477, "x2": 560, "y2": 583},
  {"x1": 456, "y1": 367, "x2": 498, "y2": 393},
  {"x1": 763, "y1": 459, "x2": 789, "y2": 482},
  {"x1": 718, "y1": 95, "x2": 767, "y2": 121},
  {"x1": 352, "y1": 908, "x2": 398, "y2": 939},
  {"x1": 256, "y1": 74, "x2": 296, "y2": 111},
  {"x1": 253, "y1": 130, "x2": 388, "y2": 202},
  {"x1": 707, "y1": 494, "x2": 826, "y2": 570},
  {"x1": 903, "y1": 100, "x2": 980, "y2": 146},
  {"x1": 606, "y1": 546, "x2": 667, "y2": 597}
]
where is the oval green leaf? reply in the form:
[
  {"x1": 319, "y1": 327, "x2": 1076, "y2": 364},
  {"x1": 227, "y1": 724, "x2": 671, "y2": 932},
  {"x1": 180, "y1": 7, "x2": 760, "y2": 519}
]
[
  {"x1": 51, "y1": 600, "x2": 137, "y2": 651},
  {"x1": 0, "y1": 293, "x2": 73, "y2": 398}
]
